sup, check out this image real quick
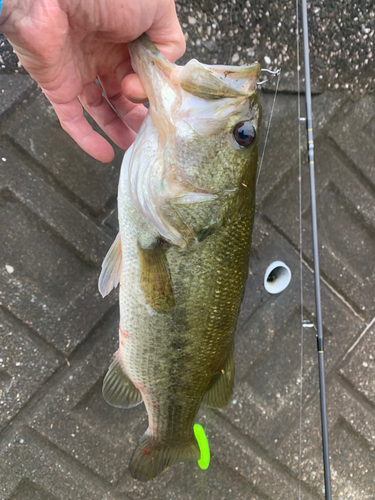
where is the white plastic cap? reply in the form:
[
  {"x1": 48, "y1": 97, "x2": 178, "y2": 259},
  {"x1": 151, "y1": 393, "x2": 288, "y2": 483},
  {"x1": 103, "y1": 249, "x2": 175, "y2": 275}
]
[{"x1": 264, "y1": 261, "x2": 292, "y2": 294}]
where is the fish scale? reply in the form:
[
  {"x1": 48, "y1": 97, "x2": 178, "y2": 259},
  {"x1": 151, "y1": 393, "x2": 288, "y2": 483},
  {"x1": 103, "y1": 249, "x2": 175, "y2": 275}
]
[{"x1": 98, "y1": 34, "x2": 261, "y2": 482}]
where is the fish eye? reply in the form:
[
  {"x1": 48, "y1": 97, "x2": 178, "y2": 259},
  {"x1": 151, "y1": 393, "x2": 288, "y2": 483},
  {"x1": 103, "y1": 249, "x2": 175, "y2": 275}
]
[{"x1": 233, "y1": 121, "x2": 256, "y2": 148}]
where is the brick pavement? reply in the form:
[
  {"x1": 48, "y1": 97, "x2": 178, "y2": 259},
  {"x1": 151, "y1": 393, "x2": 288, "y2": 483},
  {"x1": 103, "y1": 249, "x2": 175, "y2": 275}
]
[{"x1": 0, "y1": 74, "x2": 374, "y2": 499}]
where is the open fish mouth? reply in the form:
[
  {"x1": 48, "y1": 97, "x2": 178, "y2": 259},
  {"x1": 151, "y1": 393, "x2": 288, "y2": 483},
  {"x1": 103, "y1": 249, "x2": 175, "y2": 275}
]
[
  {"x1": 129, "y1": 34, "x2": 261, "y2": 96},
  {"x1": 128, "y1": 34, "x2": 261, "y2": 136}
]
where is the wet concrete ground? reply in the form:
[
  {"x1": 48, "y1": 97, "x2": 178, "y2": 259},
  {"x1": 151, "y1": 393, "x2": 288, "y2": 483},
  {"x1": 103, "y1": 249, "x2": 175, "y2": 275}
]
[{"x1": 176, "y1": 0, "x2": 375, "y2": 96}]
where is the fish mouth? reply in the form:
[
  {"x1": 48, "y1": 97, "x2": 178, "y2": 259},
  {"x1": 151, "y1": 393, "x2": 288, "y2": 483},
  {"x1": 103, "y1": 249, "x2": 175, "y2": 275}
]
[
  {"x1": 128, "y1": 35, "x2": 261, "y2": 134},
  {"x1": 129, "y1": 34, "x2": 261, "y2": 97}
]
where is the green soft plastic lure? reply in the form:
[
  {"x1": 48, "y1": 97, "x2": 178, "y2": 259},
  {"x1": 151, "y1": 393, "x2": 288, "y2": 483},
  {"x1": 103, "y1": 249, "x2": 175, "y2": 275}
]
[{"x1": 194, "y1": 424, "x2": 210, "y2": 470}]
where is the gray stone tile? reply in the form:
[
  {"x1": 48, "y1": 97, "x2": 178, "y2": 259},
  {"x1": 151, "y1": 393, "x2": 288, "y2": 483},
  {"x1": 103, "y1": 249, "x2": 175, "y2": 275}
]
[
  {"x1": 329, "y1": 420, "x2": 375, "y2": 499},
  {"x1": 0, "y1": 145, "x2": 112, "y2": 266},
  {"x1": 227, "y1": 217, "x2": 364, "y2": 452},
  {"x1": 340, "y1": 324, "x2": 375, "y2": 406},
  {"x1": 0, "y1": 308, "x2": 58, "y2": 430},
  {"x1": 194, "y1": 409, "x2": 318, "y2": 500},
  {"x1": 0, "y1": 194, "x2": 112, "y2": 353},
  {"x1": 102, "y1": 207, "x2": 119, "y2": 234},
  {"x1": 0, "y1": 147, "x2": 116, "y2": 353},
  {"x1": 117, "y1": 455, "x2": 267, "y2": 500},
  {"x1": 276, "y1": 380, "x2": 375, "y2": 499},
  {"x1": 0, "y1": 188, "x2": 94, "y2": 301},
  {"x1": 262, "y1": 137, "x2": 375, "y2": 320},
  {"x1": 6, "y1": 93, "x2": 122, "y2": 215},
  {"x1": 0, "y1": 427, "x2": 124, "y2": 500},
  {"x1": 256, "y1": 92, "x2": 347, "y2": 205},
  {"x1": 328, "y1": 95, "x2": 375, "y2": 189},
  {"x1": 25, "y1": 310, "x2": 147, "y2": 485},
  {"x1": 8, "y1": 478, "x2": 59, "y2": 500}
]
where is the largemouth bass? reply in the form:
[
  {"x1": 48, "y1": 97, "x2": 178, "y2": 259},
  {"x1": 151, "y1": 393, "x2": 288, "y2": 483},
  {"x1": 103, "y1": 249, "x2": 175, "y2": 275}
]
[{"x1": 99, "y1": 34, "x2": 261, "y2": 482}]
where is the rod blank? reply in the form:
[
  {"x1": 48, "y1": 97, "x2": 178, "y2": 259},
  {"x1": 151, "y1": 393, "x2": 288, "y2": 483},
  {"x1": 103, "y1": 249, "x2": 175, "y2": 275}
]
[{"x1": 300, "y1": 1, "x2": 332, "y2": 498}]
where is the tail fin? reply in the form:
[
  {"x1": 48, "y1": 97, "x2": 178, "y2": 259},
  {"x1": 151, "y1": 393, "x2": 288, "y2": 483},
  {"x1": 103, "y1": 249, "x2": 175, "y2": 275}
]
[{"x1": 129, "y1": 430, "x2": 200, "y2": 482}]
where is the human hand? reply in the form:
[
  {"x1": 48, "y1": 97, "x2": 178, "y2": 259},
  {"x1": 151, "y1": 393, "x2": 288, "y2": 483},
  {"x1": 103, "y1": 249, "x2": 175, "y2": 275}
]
[{"x1": 0, "y1": 0, "x2": 185, "y2": 162}]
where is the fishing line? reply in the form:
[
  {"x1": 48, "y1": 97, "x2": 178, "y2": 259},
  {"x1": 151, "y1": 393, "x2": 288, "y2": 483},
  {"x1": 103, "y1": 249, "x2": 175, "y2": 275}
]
[{"x1": 256, "y1": 68, "x2": 281, "y2": 186}]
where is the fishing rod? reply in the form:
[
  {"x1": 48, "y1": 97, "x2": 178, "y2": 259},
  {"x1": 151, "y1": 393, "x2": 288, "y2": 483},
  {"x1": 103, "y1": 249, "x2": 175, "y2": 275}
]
[{"x1": 299, "y1": 1, "x2": 332, "y2": 498}]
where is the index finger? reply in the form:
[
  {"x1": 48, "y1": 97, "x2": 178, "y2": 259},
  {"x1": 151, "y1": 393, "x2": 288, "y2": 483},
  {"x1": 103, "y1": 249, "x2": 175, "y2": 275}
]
[
  {"x1": 47, "y1": 96, "x2": 115, "y2": 163},
  {"x1": 119, "y1": 0, "x2": 186, "y2": 102},
  {"x1": 146, "y1": 0, "x2": 186, "y2": 62}
]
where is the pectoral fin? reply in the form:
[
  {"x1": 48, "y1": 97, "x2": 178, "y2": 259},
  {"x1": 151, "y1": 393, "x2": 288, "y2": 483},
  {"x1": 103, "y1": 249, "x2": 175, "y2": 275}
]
[
  {"x1": 102, "y1": 352, "x2": 143, "y2": 408},
  {"x1": 202, "y1": 344, "x2": 235, "y2": 409},
  {"x1": 138, "y1": 241, "x2": 174, "y2": 313},
  {"x1": 98, "y1": 234, "x2": 122, "y2": 298},
  {"x1": 167, "y1": 189, "x2": 238, "y2": 243}
]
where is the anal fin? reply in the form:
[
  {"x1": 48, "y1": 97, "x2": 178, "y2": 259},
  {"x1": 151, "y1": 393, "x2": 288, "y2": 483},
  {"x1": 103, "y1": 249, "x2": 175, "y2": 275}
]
[
  {"x1": 138, "y1": 241, "x2": 174, "y2": 313},
  {"x1": 202, "y1": 344, "x2": 235, "y2": 409},
  {"x1": 98, "y1": 233, "x2": 122, "y2": 298},
  {"x1": 102, "y1": 352, "x2": 142, "y2": 408}
]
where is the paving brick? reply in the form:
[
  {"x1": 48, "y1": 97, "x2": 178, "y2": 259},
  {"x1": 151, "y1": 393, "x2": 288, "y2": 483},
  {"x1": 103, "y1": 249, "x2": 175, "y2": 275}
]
[
  {"x1": 0, "y1": 308, "x2": 59, "y2": 430},
  {"x1": 7, "y1": 478, "x2": 59, "y2": 500},
  {"x1": 24, "y1": 309, "x2": 148, "y2": 485},
  {"x1": 276, "y1": 380, "x2": 375, "y2": 499},
  {"x1": 0, "y1": 427, "x2": 124, "y2": 500},
  {"x1": 256, "y1": 91, "x2": 347, "y2": 205},
  {"x1": 330, "y1": 422, "x2": 375, "y2": 500},
  {"x1": 328, "y1": 95, "x2": 375, "y2": 189},
  {"x1": 0, "y1": 188, "x2": 94, "y2": 299},
  {"x1": 117, "y1": 454, "x2": 267, "y2": 500},
  {"x1": 102, "y1": 207, "x2": 119, "y2": 234},
  {"x1": 0, "y1": 146, "x2": 115, "y2": 353},
  {"x1": 340, "y1": 324, "x2": 375, "y2": 407},
  {"x1": 226, "y1": 216, "x2": 364, "y2": 452},
  {"x1": 6, "y1": 93, "x2": 122, "y2": 215},
  {"x1": 0, "y1": 144, "x2": 112, "y2": 265},
  {"x1": 195, "y1": 409, "x2": 319, "y2": 500},
  {"x1": 0, "y1": 75, "x2": 35, "y2": 119},
  {"x1": 262, "y1": 137, "x2": 375, "y2": 320}
]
